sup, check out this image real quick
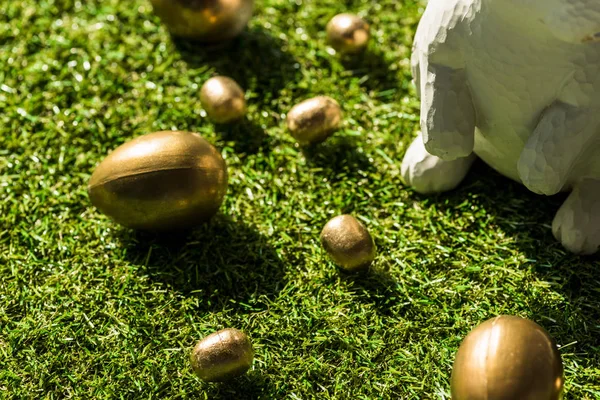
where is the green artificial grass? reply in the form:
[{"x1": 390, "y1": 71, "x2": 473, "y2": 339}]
[{"x1": 1, "y1": 0, "x2": 599, "y2": 398}]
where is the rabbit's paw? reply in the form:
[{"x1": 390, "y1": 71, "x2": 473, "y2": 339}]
[
  {"x1": 552, "y1": 179, "x2": 600, "y2": 255},
  {"x1": 401, "y1": 132, "x2": 476, "y2": 194}
]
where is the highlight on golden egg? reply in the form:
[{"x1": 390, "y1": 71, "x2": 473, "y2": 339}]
[
  {"x1": 326, "y1": 13, "x2": 370, "y2": 55},
  {"x1": 149, "y1": 0, "x2": 254, "y2": 42},
  {"x1": 200, "y1": 76, "x2": 247, "y2": 124},
  {"x1": 286, "y1": 96, "x2": 343, "y2": 145},
  {"x1": 451, "y1": 315, "x2": 564, "y2": 400},
  {"x1": 88, "y1": 131, "x2": 228, "y2": 231},
  {"x1": 320, "y1": 214, "x2": 376, "y2": 272},
  {"x1": 190, "y1": 328, "x2": 254, "y2": 382}
]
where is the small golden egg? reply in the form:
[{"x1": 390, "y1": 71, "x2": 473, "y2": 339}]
[
  {"x1": 149, "y1": 0, "x2": 254, "y2": 42},
  {"x1": 320, "y1": 215, "x2": 376, "y2": 272},
  {"x1": 451, "y1": 315, "x2": 564, "y2": 400},
  {"x1": 326, "y1": 14, "x2": 370, "y2": 55},
  {"x1": 286, "y1": 96, "x2": 343, "y2": 145},
  {"x1": 200, "y1": 76, "x2": 247, "y2": 124},
  {"x1": 88, "y1": 131, "x2": 228, "y2": 231},
  {"x1": 190, "y1": 328, "x2": 254, "y2": 382}
]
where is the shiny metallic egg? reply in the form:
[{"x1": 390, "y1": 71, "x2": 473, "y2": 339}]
[
  {"x1": 320, "y1": 215, "x2": 376, "y2": 272},
  {"x1": 326, "y1": 14, "x2": 370, "y2": 55},
  {"x1": 88, "y1": 131, "x2": 228, "y2": 231},
  {"x1": 286, "y1": 96, "x2": 343, "y2": 145},
  {"x1": 149, "y1": 0, "x2": 254, "y2": 42},
  {"x1": 200, "y1": 76, "x2": 247, "y2": 124},
  {"x1": 451, "y1": 315, "x2": 564, "y2": 400},
  {"x1": 190, "y1": 328, "x2": 254, "y2": 382}
]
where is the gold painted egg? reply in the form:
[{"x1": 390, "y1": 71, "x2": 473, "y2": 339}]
[
  {"x1": 149, "y1": 0, "x2": 254, "y2": 42},
  {"x1": 320, "y1": 215, "x2": 376, "y2": 272},
  {"x1": 286, "y1": 96, "x2": 343, "y2": 145},
  {"x1": 190, "y1": 328, "x2": 254, "y2": 382},
  {"x1": 200, "y1": 76, "x2": 247, "y2": 124},
  {"x1": 451, "y1": 315, "x2": 564, "y2": 400},
  {"x1": 326, "y1": 14, "x2": 370, "y2": 55},
  {"x1": 88, "y1": 131, "x2": 228, "y2": 231}
]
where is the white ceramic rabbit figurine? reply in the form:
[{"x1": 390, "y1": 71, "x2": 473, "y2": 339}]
[{"x1": 402, "y1": 0, "x2": 600, "y2": 254}]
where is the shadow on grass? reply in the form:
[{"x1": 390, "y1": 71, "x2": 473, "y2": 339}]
[
  {"x1": 340, "y1": 47, "x2": 402, "y2": 94},
  {"x1": 118, "y1": 215, "x2": 287, "y2": 314},
  {"x1": 301, "y1": 135, "x2": 377, "y2": 181},
  {"x1": 339, "y1": 268, "x2": 403, "y2": 317},
  {"x1": 172, "y1": 27, "x2": 302, "y2": 104},
  {"x1": 413, "y1": 159, "x2": 600, "y2": 352},
  {"x1": 195, "y1": 372, "x2": 277, "y2": 400},
  {"x1": 213, "y1": 118, "x2": 269, "y2": 155}
]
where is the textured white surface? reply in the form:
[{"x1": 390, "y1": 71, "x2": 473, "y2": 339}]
[
  {"x1": 401, "y1": 132, "x2": 476, "y2": 194},
  {"x1": 553, "y1": 179, "x2": 600, "y2": 255},
  {"x1": 403, "y1": 0, "x2": 600, "y2": 253}
]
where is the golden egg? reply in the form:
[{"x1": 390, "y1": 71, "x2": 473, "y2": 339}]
[
  {"x1": 190, "y1": 328, "x2": 254, "y2": 382},
  {"x1": 320, "y1": 215, "x2": 376, "y2": 272},
  {"x1": 149, "y1": 0, "x2": 254, "y2": 42},
  {"x1": 200, "y1": 76, "x2": 247, "y2": 124},
  {"x1": 88, "y1": 131, "x2": 228, "y2": 231},
  {"x1": 326, "y1": 14, "x2": 370, "y2": 55},
  {"x1": 451, "y1": 315, "x2": 564, "y2": 400},
  {"x1": 286, "y1": 96, "x2": 343, "y2": 145}
]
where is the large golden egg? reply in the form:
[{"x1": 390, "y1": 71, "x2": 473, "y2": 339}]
[
  {"x1": 320, "y1": 215, "x2": 376, "y2": 272},
  {"x1": 190, "y1": 328, "x2": 254, "y2": 382},
  {"x1": 326, "y1": 14, "x2": 370, "y2": 55},
  {"x1": 200, "y1": 76, "x2": 247, "y2": 124},
  {"x1": 451, "y1": 315, "x2": 564, "y2": 400},
  {"x1": 286, "y1": 96, "x2": 343, "y2": 145},
  {"x1": 149, "y1": 0, "x2": 254, "y2": 42},
  {"x1": 88, "y1": 131, "x2": 228, "y2": 231}
]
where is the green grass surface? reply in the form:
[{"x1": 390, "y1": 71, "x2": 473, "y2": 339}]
[{"x1": 1, "y1": 0, "x2": 600, "y2": 398}]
